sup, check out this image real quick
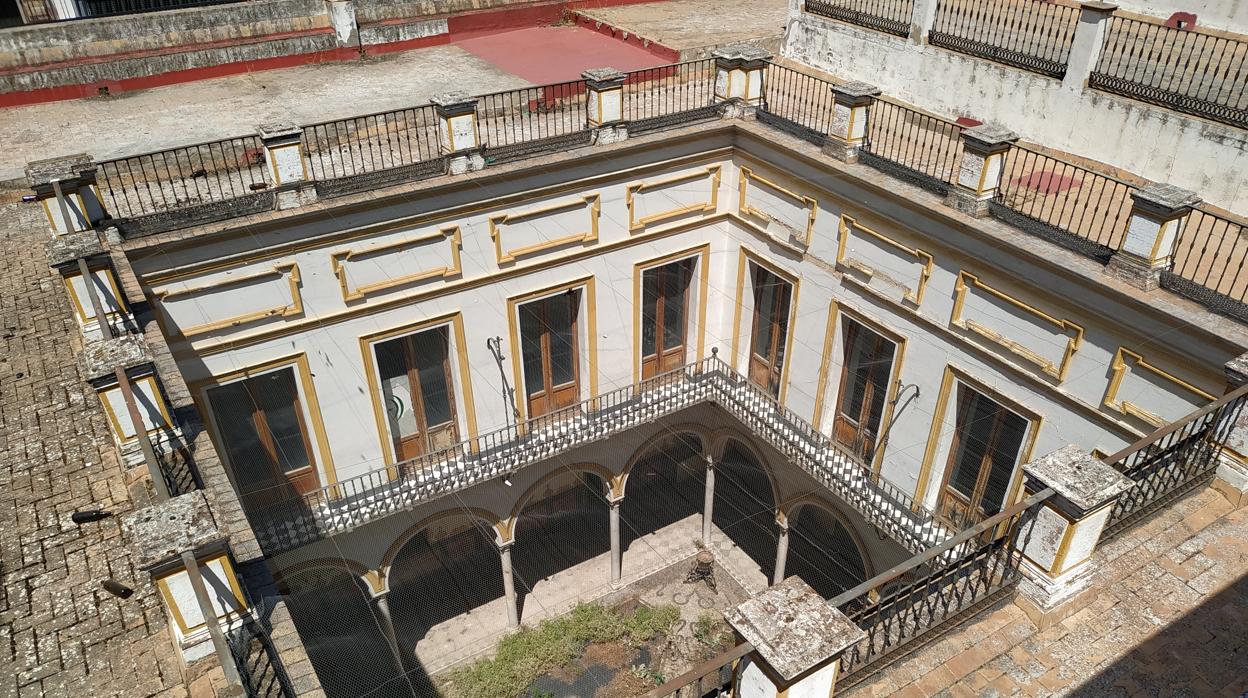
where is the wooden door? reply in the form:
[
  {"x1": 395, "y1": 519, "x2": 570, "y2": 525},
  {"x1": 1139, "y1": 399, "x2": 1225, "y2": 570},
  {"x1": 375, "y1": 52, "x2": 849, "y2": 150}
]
[
  {"x1": 939, "y1": 385, "x2": 1028, "y2": 523},
  {"x1": 832, "y1": 319, "x2": 896, "y2": 463},
  {"x1": 206, "y1": 367, "x2": 321, "y2": 512},
  {"x1": 747, "y1": 265, "x2": 792, "y2": 397},
  {"x1": 375, "y1": 326, "x2": 459, "y2": 462},
  {"x1": 520, "y1": 290, "x2": 581, "y2": 418},
  {"x1": 641, "y1": 259, "x2": 693, "y2": 380}
]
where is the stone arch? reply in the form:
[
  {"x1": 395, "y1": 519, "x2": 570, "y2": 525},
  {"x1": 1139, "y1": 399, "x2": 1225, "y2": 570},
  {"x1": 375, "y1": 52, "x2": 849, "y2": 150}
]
[
  {"x1": 618, "y1": 423, "x2": 712, "y2": 494},
  {"x1": 709, "y1": 428, "x2": 782, "y2": 508},
  {"x1": 619, "y1": 428, "x2": 709, "y2": 557},
  {"x1": 710, "y1": 432, "x2": 782, "y2": 585},
  {"x1": 782, "y1": 495, "x2": 873, "y2": 599},
  {"x1": 379, "y1": 506, "x2": 504, "y2": 592},
  {"x1": 508, "y1": 461, "x2": 616, "y2": 523},
  {"x1": 273, "y1": 557, "x2": 378, "y2": 594}
]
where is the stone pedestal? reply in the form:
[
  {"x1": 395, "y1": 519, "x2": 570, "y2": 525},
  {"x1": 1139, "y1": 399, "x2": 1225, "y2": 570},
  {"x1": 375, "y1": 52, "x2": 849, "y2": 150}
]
[
  {"x1": 823, "y1": 81, "x2": 880, "y2": 163},
  {"x1": 26, "y1": 154, "x2": 106, "y2": 237},
  {"x1": 258, "y1": 122, "x2": 308, "y2": 187},
  {"x1": 946, "y1": 124, "x2": 1017, "y2": 217},
  {"x1": 432, "y1": 92, "x2": 484, "y2": 173},
  {"x1": 1015, "y1": 445, "x2": 1133, "y2": 629},
  {"x1": 584, "y1": 67, "x2": 629, "y2": 144},
  {"x1": 713, "y1": 44, "x2": 771, "y2": 114},
  {"x1": 1062, "y1": 2, "x2": 1118, "y2": 91},
  {"x1": 726, "y1": 577, "x2": 865, "y2": 698},
  {"x1": 1105, "y1": 183, "x2": 1200, "y2": 291},
  {"x1": 1213, "y1": 352, "x2": 1248, "y2": 506}
]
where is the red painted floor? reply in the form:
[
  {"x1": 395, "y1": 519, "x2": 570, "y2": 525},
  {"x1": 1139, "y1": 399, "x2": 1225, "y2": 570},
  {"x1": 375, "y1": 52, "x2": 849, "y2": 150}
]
[{"x1": 454, "y1": 25, "x2": 671, "y2": 84}]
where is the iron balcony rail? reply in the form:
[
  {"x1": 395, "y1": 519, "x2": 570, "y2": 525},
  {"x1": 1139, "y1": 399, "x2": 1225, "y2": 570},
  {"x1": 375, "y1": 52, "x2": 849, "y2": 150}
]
[
  {"x1": 759, "y1": 63, "x2": 839, "y2": 146},
  {"x1": 478, "y1": 80, "x2": 592, "y2": 165},
  {"x1": 929, "y1": 0, "x2": 1080, "y2": 78},
  {"x1": 1099, "y1": 379, "x2": 1248, "y2": 540},
  {"x1": 641, "y1": 641, "x2": 754, "y2": 698},
  {"x1": 861, "y1": 97, "x2": 965, "y2": 195},
  {"x1": 1166, "y1": 208, "x2": 1248, "y2": 313},
  {"x1": 803, "y1": 0, "x2": 914, "y2": 37},
  {"x1": 1091, "y1": 16, "x2": 1248, "y2": 129},
  {"x1": 252, "y1": 355, "x2": 967, "y2": 557},
  {"x1": 623, "y1": 59, "x2": 720, "y2": 135},
  {"x1": 301, "y1": 104, "x2": 441, "y2": 184}
]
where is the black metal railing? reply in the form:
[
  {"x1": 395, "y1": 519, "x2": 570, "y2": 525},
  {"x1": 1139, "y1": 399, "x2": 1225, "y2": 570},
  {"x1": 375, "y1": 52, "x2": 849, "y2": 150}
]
[
  {"x1": 623, "y1": 59, "x2": 719, "y2": 134},
  {"x1": 991, "y1": 144, "x2": 1137, "y2": 260},
  {"x1": 478, "y1": 80, "x2": 591, "y2": 165},
  {"x1": 228, "y1": 618, "x2": 297, "y2": 698},
  {"x1": 831, "y1": 487, "x2": 1051, "y2": 686},
  {"x1": 301, "y1": 105, "x2": 441, "y2": 185},
  {"x1": 641, "y1": 641, "x2": 753, "y2": 698},
  {"x1": 759, "y1": 63, "x2": 838, "y2": 145},
  {"x1": 1099, "y1": 381, "x2": 1248, "y2": 541},
  {"x1": 17, "y1": 0, "x2": 241, "y2": 22},
  {"x1": 1166, "y1": 209, "x2": 1248, "y2": 315},
  {"x1": 96, "y1": 135, "x2": 267, "y2": 219},
  {"x1": 930, "y1": 0, "x2": 1080, "y2": 78},
  {"x1": 860, "y1": 98, "x2": 964, "y2": 195},
  {"x1": 804, "y1": 0, "x2": 914, "y2": 37},
  {"x1": 1092, "y1": 16, "x2": 1248, "y2": 129}
]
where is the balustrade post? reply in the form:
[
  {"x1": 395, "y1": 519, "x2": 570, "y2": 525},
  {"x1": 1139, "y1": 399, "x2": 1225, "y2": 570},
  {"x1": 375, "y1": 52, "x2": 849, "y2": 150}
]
[
  {"x1": 907, "y1": 0, "x2": 939, "y2": 44},
  {"x1": 432, "y1": 91, "x2": 484, "y2": 175},
  {"x1": 257, "y1": 121, "x2": 316, "y2": 210},
  {"x1": 498, "y1": 541, "x2": 521, "y2": 629},
  {"x1": 725, "y1": 577, "x2": 865, "y2": 698},
  {"x1": 1062, "y1": 2, "x2": 1118, "y2": 91},
  {"x1": 1105, "y1": 182, "x2": 1200, "y2": 291},
  {"x1": 583, "y1": 67, "x2": 628, "y2": 145},
  {"x1": 1213, "y1": 353, "x2": 1248, "y2": 506},
  {"x1": 25, "y1": 154, "x2": 106, "y2": 237},
  {"x1": 824, "y1": 81, "x2": 881, "y2": 163},
  {"x1": 772, "y1": 515, "x2": 790, "y2": 585},
  {"x1": 702, "y1": 455, "x2": 716, "y2": 546},
  {"x1": 713, "y1": 45, "x2": 771, "y2": 118},
  {"x1": 1014, "y1": 445, "x2": 1133, "y2": 629},
  {"x1": 945, "y1": 124, "x2": 1018, "y2": 217}
]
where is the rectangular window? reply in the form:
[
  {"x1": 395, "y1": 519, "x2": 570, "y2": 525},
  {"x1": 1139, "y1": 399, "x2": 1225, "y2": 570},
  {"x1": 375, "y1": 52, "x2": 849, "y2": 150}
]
[
  {"x1": 374, "y1": 325, "x2": 459, "y2": 461},
  {"x1": 520, "y1": 289, "x2": 581, "y2": 417},
  {"x1": 940, "y1": 384, "x2": 1028, "y2": 520},
  {"x1": 833, "y1": 318, "x2": 897, "y2": 463},
  {"x1": 641, "y1": 258, "x2": 694, "y2": 379},
  {"x1": 205, "y1": 367, "x2": 320, "y2": 511},
  {"x1": 748, "y1": 265, "x2": 792, "y2": 397}
]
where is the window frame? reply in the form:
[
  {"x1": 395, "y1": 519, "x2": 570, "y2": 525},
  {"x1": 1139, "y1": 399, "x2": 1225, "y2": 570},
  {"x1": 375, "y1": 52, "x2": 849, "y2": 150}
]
[
  {"x1": 633, "y1": 245, "x2": 709, "y2": 384},
  {"x1": 832, "y1": 316, "x2": 901, "y2": 467},
  {"x1": 732, "y1": 248, "x2": 800, "y2": 403},
  {"x1": 507, "y1": 277, "x2": 598, "y2": 424}
]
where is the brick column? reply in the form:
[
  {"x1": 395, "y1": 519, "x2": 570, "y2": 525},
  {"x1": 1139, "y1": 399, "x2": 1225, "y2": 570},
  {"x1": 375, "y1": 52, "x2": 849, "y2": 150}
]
[
  {"x1": 726, "y1": 577, "x2": 865, "y2": 698},
  {"x1": 1062, "y1": 2, "x2": 1118, "y2": 91},
  {"x1": 25, "y1": 154, "x2": 106, "y2": 237},
  {"x1": 824, "y1": 81, "x2": 881, "y2": 163},
  {"x1": 946, "y1": 124, "x2": 1018, "y2": 217},
  {"x1": 583, "y1": 67, "x2": 628, "y2": 145},
  {"x1": 1015, "y1": 445, "x2": 1133, "y2": 628},
  {"x1": 432, "y1": 92, "x2": 484, "y2": 174},
  {"x1": 1105, "y1": 183, "x2": 1200, "y2": 290},
  {"x1": 713, "y1": 44, "x2": 771, "y2": 116}
]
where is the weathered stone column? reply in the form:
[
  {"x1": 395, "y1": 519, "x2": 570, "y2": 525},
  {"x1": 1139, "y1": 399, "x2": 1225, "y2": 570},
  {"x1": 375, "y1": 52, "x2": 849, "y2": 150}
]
[
  {"x1": 725, "y1": 577, "x2": 865, "y2": 698},
  {"x1": 1062, "y1": 2, "x2": 1118, "y2": 91},
  {"x1": 1213, "y1": 353, "x2": 1248, "y2": 506},
  {"x1": 609, "y1": 497, "x2": 623, "y2": 587},
  {"x1": 1015, "y1": 445, "x2": 1133, "y2": 629},
  {"x1": 499, "y1": 541, "x2": 521, "y2": 629},
  {"x1": 946, "y1": 124, "x2": 1018, "y2": 217},
  {"x1": 771, "y1": 516, "x2": 790, "y2": 585},
  {"x1": 703, "y1": 455, "x2": 716, "y2": 546},
  {"x1": 371, "y1": 591, "x2": 419, "y2": 695},
  {"x1": 26, "y1": 154, "x2": 106, "y2": 237},
  {"x1": 823, "y1": 81, "x2": 881, "y2": 163},
  {"x1": 713, "y1": 44, "x2": 771, "y2": 116},
  {"x1": 583, "y1": 67, "x2": 628, "y2": 144},
  {"x1": 908, "y1": 0, "x2": 939, "y2": 44},
  {"x1": 1105, "y1": 183, "x2": 1200, "y2": 290},
  {"x1": 432, "y1": 92, "x2": 484, "y2": 174}
]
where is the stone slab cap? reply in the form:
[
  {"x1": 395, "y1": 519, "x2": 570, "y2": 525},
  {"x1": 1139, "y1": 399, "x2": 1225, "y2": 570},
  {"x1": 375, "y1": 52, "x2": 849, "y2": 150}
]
[
  {"x1": 1079, "y1": 1, "x2": 1118, "y2": 12},
  {"x1": 724, "y1": 577, "x2": 865, "y2": 681},
  {"x1": 78, "y1": 334, "x2": 153, "y2": 383},
  {"x1": 962, "y1": 123, "x2": 1018, "y2": 150},
  {"x1": 1225, "y1": 351, "x2": 1248, "y2": 387},
  {"x1": 122, "y1": 491, "x2": 224, "y2": 569},
  {"x1": 712, "y1": 43, "x2": 772, "y2": 64},
  {"x1": 26, "y1": 153, "x2": 95, "y2": 187},
  {"x1": 46, "y1": 230, "x2": 105, "y2": 268},
  {"x1": 257, "y1": 121, "x2": 302, "y2": 142},
  {"x1": 1131, "y1": 182, "x2": 1200, "y2": 214},
  {"x1": 431, "y1": 91, "x2": 478, "y2": 113},
  {"x1": 582, "y1": 67, "x2": 627, "y2": 86},
  {"x1": 1024, "y1": 444, "x2": 1133, "y2": 515},
  {"x1": 832, "y1": 80, "x2": 881, "y2": 99}
]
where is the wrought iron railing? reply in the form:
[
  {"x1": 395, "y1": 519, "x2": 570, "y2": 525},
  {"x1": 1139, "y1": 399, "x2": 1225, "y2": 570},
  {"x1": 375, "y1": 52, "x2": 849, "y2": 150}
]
[
  {"x1": 929, "y1": 0, "x2": 1080, "y2": 78},
  {"x1": 803, "y1": 0, "x2": 914, "y2": 37},
  {"x1": 641, "y1": 641, "x2": 753, "y2": 698},
  {"x1": 860, "y1": 97, "x2": 964, "y2": 195},
  {"x1": 1165, "y1": 208, "x2": 1248, "y2": 315},
  {"x1": 991, "y1": 144, "x2": 1137, "y2": 261},
  {"x1": 227, "y1": 617, "x2": 297, "y2": 698},
  {"x1": 1091, "y1": 16, "x2": 1248, "y2": 129},
  {"x1": 623, "y1": 59, "x2": 719, "y2": 134},
  {"x1": 831, "y1": 487, "x2": 1050, "y2": 687},
  {"x1": 478, "y1": 80, "x2": 591, "y2": 164},
  {"x1": 251, "y1": 354, "x2": 964, "y2": 557},
  {"x1": 96, "y1": 135, "x2": 267, "y2": 219},
  {"x1": 301, "y1": 105, "x2": 441, "y2": 184},
  {"x1": 759, "y1": 63, "x2": 839, "y2": 145},
  {"x1": 1099, "y1": 381, "x2": 1248, "y2": 540}
]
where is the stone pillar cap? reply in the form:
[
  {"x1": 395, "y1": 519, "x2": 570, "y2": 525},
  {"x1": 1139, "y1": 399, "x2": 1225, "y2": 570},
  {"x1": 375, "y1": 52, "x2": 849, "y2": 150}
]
[
  {"x1": 26, "y1": 153, "x2": 95, "y2": 187},
  {"x1": 712, "y1": 43, "x2": 773, "y2": 63},
  {"x1": 832, "y1": 80, "x2": 882, "y2": 99},
  {"x1": 46, "y1": 230, "x2": 106, "y2": 269},
  {"x1": 431, "y1": 91, "x2": 477, "y2": 108},
  {"x1": 1023, "y1": 445, "x2": 1133, "y2": 515},
  {"x1": 1131, "y1": 182, "x2": 1200, "y2": 213},
  {"x1": 257, "y1": 121, "x2": 302, "y2": 141},
  {"x1": 121, "y1": 491, "x2": 225, "y2": 570},
  {"x1": 962, "y1": 123, "x2": 1018, "y2": 148},
  {"x1": 1225, "y1": 352, "x2": 1248, "y2": 387},
  {"x1": 1079, "y1": 1, "x2": 1118, "y2": 12},
  {"x1": 78, "y1": 334, "x2": 153, "y2": 384},
  {"x1": 582, "y1": 67, "x2": 627, "y2": 83},
  {"x1": 724, "y1": 577, "x2": 865, "y2": 681}
]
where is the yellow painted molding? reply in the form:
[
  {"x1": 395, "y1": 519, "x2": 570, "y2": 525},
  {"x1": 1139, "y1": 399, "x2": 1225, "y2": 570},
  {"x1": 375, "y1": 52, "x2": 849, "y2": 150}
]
[
  {"x1": 950, "y1": 271, "x2": 1084, "y2": 383},
  {"x1": 488, "y1": 193, "x2": 601, "y2": 264},
  {"x1": 738, "y1": 165, "x2": 818, "y2": 246},
  {"x1": 330, "y1": 226, "x2": 462, "y2": 302},
  {"x1": 837, "y1": 214, "x2": 934, "y2": 307},
  {"x1": 625, "y1": 165, "x2": 722, "y2": 232},
  {"x1": 155, "y1": 552, "x2": 246, "y2": 636},
  {"x1": 97, "y1": 374, "x2": 173, "y2": 444},
  {"x1": 1103, "y1": 347, "x2": 1215, "y2": 427},
  {"x1": 155, "y1": 263, "x2": 303, "y2": 337},
  {"x1": 63, "y1": 266, "x2": 129, "y2": 323}
]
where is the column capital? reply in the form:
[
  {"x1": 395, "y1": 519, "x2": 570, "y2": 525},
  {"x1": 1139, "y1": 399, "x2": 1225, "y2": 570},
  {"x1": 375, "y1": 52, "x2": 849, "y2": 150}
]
[
  {"x1": 257, "y1": 121, "x2": 301, "y2": 144},
  {"x1": 26, "y1": 153, "x2": 96, "y2": 192},
  {"x1": 1023, "y1": 444, "x2": 1132, "y2": 518},
  {"x1": 1078, "y1": 1, "x2": 1117, "y2": 14},
  {"x1": 704, "y1": 454, "x2": 716, "y2": 469},
  {"x1": 431, "y1": 91, "x2": 478, "y2": 116},
  {"x1": 830, "y1": 80, "x2": 881, "y2": 107},
  {"x1": 46, "y1": 230, "x2": 106, "y2": 270}
]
